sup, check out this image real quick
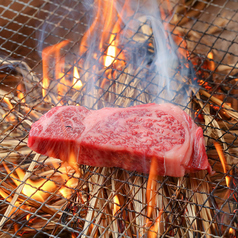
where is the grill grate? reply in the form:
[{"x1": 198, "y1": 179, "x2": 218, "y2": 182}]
[{"x1": 0, "y1": 0, "x2": 238, "y2": 237}]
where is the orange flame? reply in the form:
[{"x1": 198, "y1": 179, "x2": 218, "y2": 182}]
[
  {"x1": 2, "y1": 97, "x2": 15, "y2": 122},
  {"x1": 79, "y1": 0, "x2": 103, "y2": 55},
  {"x1": 52, "y1": 152, "x2": 79, "y2": 198},
  {"x1": 2, "y1": 162, "x2": 57, "y2": 202},
  {"x1": 229, "y1": 227, "x2": 235, "y2": 236},
  {"x1": 72, "y1": 66, "x2": 83, "y2": 90},
  {"x1": 17, "y1": 84, "x2": 25, "y2": 103},
  {"x1": 79, "y1": 0, "x2": 118, "y2": 55},
  {"x1": 58, "y1": 171, "x2": 78, "y2": 199},
  {"x1": 148, "y1": 210, "x2": 163, "y2": 238},
  {"x1": 0, "y1": 188, "x2": 12, "y2": 203},
  {"x1": 104, "y1": 1, "x2": 129, "y2": 68},
  {"x1": 26, "y1": 214, "x2": 31, "y2": 221},
  {"x1": 146, "y1": 157, "x2": 159, "y2": 219},
  {"x1": 113, "y1": 195, "x2": 120, "y2": 216},
  {"x1": 207, "y1": 52, "x2": 215, "y2": 71},
  {"x1": 71, "y1": 233, "x2": 77, "y2": 238},
  {"x1": 104, "y1": 19, "x2": 121, "y2": 68},
  {"x1": 42, "y1": 40, "x2": 70, "y2": 98},
  {"x1": 56, "y1": 56, "x2": 69, "y2": 103},
  {"x1": 214, "y1": 142, "x2": 231, "y2": 187},
  {"x1": 105, "y1": 34, "x2": 117, "y2": 67}
]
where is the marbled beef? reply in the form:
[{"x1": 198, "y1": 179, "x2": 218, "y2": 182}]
[{"x1": 28, "y1": 103, "x2": 212, "y2": 177}]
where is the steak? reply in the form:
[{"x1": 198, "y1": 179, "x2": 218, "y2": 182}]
[{"x1": 28, "y1": 103, "x2": 212, "y2": 177}]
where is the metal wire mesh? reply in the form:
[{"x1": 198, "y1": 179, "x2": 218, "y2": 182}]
[{"x1": 0, "y1": 0, "x2": 238, "y2": 237}]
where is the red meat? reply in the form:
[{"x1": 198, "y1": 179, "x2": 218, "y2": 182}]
[{"x1": 28, "y1": 103, "x2": 212, "y2": 177}]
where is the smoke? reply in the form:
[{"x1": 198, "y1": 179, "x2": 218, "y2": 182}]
[
  {"x1": 36, "y1": 0, "x2": 197, "y2": 109},
  {"x1": 116, "y1": 0, "x2": 197, "y2": 107}
]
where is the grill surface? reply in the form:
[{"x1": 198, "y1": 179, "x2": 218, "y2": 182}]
[{"x1": 0, "y1": 0, "x2": 238, "y2": 237}]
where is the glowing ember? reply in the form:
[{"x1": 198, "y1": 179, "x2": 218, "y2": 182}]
[{"x1": 229, "y1": 227, "x2": 235, "y2": 236}]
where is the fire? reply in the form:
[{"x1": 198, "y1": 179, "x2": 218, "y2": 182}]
[
  {"x1": 0, "y1": 188, "x2": 12, "y2": 203},
  {"x1": 229, "y1": 227, "x2": 236, "y2": 236},
  {"x1": 53, "y1": 152, "x2": 79, "y2": 198},
  {"x1": 146, "y1": 157, "x2": 159, "y2": 219},
  {"x1": 214, "y1": 142, "x2": 231, "y2": 187},
  {"x1": 58, "y1": 170, "x2": 78, "y2": 199},
  {"x1": 17, "y1": 84, "x2": 25, "y2": 103},
  {"x1": 2, "y1": 162, "x2": 56, "y2": 202},
  {"x1": 26, "y1": 214, "x2": 31, "y2": 221},
  {"x1": 148, "y1": 210, "x2": 163, "y2": 238},
  {"x1": 56, "y1": 56, "x2": 71, "y2": 103},
  {"x1": 104, "y1": 19, "x2": 121, "y2": 68},
  {"x1": 42, "y1": 39, "x2": 84, "y2": 104},
  {"x1": 72, "y1": 66, "x2": 82, "y2": 90},
  {"x1": 207, "y1": 52, "x2": 215, "y2": 71},
  {"x1": 105, "y1": 34, "x2": 117, "y2": 67},
  {"x1": 2, "y1": 97, "x2": 15, "y2": 122},
  {"x1": 146, "y1": 156, "x2": 163, "y2": 237},
  {"x1": 42, "y1": 40, "x2": 70, "y2": 98},
  {"x1": 113, "y1": 195, "x2": 120, "y2": 216}
]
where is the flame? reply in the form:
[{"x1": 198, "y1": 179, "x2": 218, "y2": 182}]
[
  {"x1": 17, "y1": 84, "x2": 25, "y2": 103},
  {"x1": 2, "y1": 97, "x2": 12, "y2": 110},
  {"x1": 53, "y1": 152, "x2": 79, "y2": 198},
  {"x1": 42, "y1": 40, "x2": 70, "y2": 98},
  {"x1": 229, "y1": 227, "x2": 235, "y2": 236},
  {"x1": 79, "y1": 0, "x2": 118, "y2": 55},
  {"x1": 72, "y1": 66, "x2": 82, "y2": 90},
  {"x1": 0, "y1": 188, "x2": 12, "y2": 202},
  {"x1": 146, "y1": 157, "x2": 159, "y2": 219},
  {"x1": 71, "y1": 233, "x2": 77, "y2": 238},
  {"x1": 58, "y1": 172, "x2": 78, "y2": 199},
  {"x1": 207, "y1": 52, "x2": 215, "y2": 71},
  {"x1": 68, "y1": 150, "x2": 80, "y2": 174},
  {"x1": 26, "y1": 214, "x2": 31, "y2": 221},
  {"x1": 56, "y1": 56, "x2": 70, "y2": 103},
  {"x1": 113, "y1": 195, "x2": 120, "y2": 216},
  {"x1": 104, "y1": 2, "x2": 128, "y2": 68},
  {"x1": 79, "y1": 0, "x2": 103, "y2": 55},
  {"x1": 2, "y1": 97, "x2": 15, "y2": 122},
  {"x1": 214, "y1": 142, "x2": 231, "y2": 187},
  {"x1": 2, "y1": 162, "x2": 56, "y2": 202},
  {"x1": 146, "y1": 157, "x2": 163, "y2": 237},
  {"x1": 148, "y1": 210, "x2": 163, "y2": 238},
  {"x1": 105, "y1": 31, "x2": 118, "y2": 67}
]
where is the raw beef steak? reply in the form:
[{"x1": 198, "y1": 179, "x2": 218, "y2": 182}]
[{"x1": 28, "y1": 103, "x2": 212, "y2": 177}]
